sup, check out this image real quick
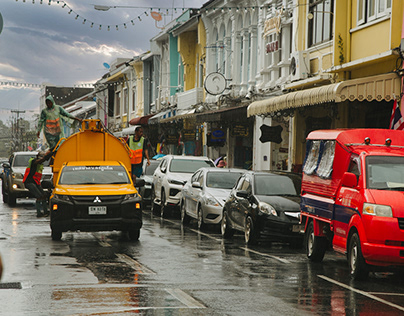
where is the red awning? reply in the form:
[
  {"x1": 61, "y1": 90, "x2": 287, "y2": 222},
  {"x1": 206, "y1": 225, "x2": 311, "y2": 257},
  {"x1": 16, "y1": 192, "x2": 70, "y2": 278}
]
[{"x1": 129, "y1": 114, "x2": 155, "y2": 126}]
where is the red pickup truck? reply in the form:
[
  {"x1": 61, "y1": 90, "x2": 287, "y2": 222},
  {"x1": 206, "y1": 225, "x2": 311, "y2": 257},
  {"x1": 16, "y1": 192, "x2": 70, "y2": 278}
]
[{"x1": 300, "y1": 129, "x2": 404, "y2": 279}]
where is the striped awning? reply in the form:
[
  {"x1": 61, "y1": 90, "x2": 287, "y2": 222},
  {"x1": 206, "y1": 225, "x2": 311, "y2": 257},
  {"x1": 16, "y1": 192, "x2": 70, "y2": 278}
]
[{"x1": 247, "y1": 73, "x2": 400, "y2": 117}]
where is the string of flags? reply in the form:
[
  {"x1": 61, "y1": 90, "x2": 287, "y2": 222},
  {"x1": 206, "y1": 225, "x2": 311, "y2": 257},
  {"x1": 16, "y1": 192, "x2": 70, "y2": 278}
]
[{"x1": 13, "y1": 0, "x2": 284, "y2": 31}]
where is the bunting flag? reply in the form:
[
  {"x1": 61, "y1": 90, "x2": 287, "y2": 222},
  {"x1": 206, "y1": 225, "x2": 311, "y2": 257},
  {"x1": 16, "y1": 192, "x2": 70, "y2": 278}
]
[{"x1": 389, "y1": 100, "x2": 404, "y2": 130}]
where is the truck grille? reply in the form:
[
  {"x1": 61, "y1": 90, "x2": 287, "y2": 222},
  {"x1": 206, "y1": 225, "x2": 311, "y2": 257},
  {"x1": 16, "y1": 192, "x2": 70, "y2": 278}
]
[
  {"x1": 398, "y1": 218, "x2": 404, "y2": 230},
  {"x1": 71, "y1": 195, "x2": 124, "y2": 204}
]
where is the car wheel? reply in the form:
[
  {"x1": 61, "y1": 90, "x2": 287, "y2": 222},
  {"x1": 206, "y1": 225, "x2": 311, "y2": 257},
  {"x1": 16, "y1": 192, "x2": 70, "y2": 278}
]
[
  {"x1": 51, "y1": 229, "x2": 62, "y2": 241},
  {"x1": 348, "y1": 232, "x2": 369, "y2": 280},
  {"x1": 151, "y1": 187, "x2": 160, "y2": 214},
  {"x1": 128, "y1": 229, "x2": 140, "y2": 241},
  {"x1": 181, "y1": 200, "x2": 191, "y2": 225},
  {"x1": 197, "y1": 205, "x2": 205, "y2": 230},
  {"x1": 305, "y1": 221, "x2": 327, "y2": 262},
  {"x1": 245, "y1": 216, "x2": 258, "y2": 245},
  {"x1": 221, "y1": 210, "x2": 234, "y2": 239},
  {"x1": 160, "y1": 190, "x2": 167, "y2": 218}
]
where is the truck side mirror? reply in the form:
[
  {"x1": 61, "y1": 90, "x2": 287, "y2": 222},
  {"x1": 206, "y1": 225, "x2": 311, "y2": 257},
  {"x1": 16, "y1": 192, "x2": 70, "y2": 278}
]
[
  {"x1": 135, "y1": 178, "x2": 145, "y2": 187},
  {"x1": 236, "y1": 190, "x2": 249, "y2": 199},
  {"x1": 341, "y1": 172, "x2": 358, "y2": 188}
]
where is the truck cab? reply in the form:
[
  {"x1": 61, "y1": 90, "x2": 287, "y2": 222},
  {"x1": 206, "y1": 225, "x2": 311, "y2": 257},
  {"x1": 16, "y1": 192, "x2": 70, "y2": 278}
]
[
  {"x1": 300, "y1": 129, "x2": 404, "y2": 279},
  {"x1": 49, "y1": 119, "x2": 143, "y2": 241}
]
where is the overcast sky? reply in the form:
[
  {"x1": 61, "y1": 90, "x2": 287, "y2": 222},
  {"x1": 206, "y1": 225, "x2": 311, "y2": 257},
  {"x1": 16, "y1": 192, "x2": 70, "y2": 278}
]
[{"x1": 0, "y1": 0, "x2": 207, "y2": 125}]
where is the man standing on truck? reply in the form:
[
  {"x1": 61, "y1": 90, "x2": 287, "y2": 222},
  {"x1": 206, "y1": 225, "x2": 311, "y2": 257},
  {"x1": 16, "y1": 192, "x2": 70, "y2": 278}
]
[
  {"x1": 36, "y1": 95, "x2": 82, "y2": 150},
  {"x1": 127, "y1": 126, "x2": 151, "y2": 183},
  {"x1": 23, "y1": 150, "x2": 53, "y2": 217}
]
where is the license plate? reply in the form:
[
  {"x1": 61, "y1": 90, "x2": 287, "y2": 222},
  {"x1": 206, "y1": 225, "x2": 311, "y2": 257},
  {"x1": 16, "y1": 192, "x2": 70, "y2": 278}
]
[
  {"x1": 89, "y1": 206, "x2": 107, "y2": 215},
  {"x1": 292, "y1": 224, "x2": 303, "y2": 233}
]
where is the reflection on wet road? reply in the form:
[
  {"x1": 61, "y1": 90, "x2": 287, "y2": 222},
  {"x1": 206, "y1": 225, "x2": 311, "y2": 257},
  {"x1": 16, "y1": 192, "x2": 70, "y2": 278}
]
[{"x1": 0, "y1": 200, "x2": 404, "y2": 315}]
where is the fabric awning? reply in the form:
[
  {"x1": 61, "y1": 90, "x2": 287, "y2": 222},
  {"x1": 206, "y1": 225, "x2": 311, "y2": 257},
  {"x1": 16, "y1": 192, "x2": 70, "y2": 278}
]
[
  {"x1": 159, "y1": 108, "x2": 196, "y2": 123},
  {"x1": 247, "y1": 73, "x2": 400, "y2": 117},
  {"x1": 129, "y1": 114, "x2": 155, "y2": 126},
  {"x1": 196, "y1": 104, "x2": 249, "y2": 123},
  {"x1": 148, "y1": 109, "x2": 176, "y2": 124}
]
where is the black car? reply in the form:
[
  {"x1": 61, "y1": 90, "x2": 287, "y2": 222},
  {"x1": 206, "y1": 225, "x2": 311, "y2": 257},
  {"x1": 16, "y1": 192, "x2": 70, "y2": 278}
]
[{"x1": 221, "y1": 170, "x2": 303, "y2": 245}]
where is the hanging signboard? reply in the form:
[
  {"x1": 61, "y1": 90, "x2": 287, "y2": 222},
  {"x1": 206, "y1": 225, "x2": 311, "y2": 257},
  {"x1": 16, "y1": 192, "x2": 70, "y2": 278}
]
[{"x1": 232, "y1": 125, "x2": 249, "y2": 137}]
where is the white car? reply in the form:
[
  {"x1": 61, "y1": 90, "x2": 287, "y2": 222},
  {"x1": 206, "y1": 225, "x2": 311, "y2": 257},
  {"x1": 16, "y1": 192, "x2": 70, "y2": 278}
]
[
  {"x1": 2, "y1": 151, "x2": 53, "y2": 205},
  {"x1": 181, "y1": 167, "x2": 244, "y2": 230},
  {"x1": 151, "y1": 155, "x2": 215, "y2": 217}
]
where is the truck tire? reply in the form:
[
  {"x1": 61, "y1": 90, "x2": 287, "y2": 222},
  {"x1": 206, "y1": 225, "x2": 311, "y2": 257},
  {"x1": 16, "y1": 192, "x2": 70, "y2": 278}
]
[
  {"x1": 2, "y1": 181, "x2": 8, "y2": 203},
  {"x1": 348, "y1": 233, "x2": 369, "y2": 280},
  {"x1": 305, "y1": 221, "x2": 327, "y2": 262},
  {"x1": 7, "y1": 190, "x2": 16, "y2": 206},
  {"x1": 51, "y1": 230, "x2": 62, "y2": 241},
  {"x1": 128, "y1": 229, "x2": 140, "y2": 241}
]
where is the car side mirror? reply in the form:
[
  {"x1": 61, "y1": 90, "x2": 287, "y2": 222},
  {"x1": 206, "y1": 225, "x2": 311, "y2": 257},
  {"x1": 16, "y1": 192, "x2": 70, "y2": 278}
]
[
  {"x1": 160, "y1": 166, "x2": 167, "y2": 173},
  {"x1": 192, "y1": 182, "x2": 202, "y2": 189},
  {"x1": 341, "y1": 172, "x2": 358, "y2": 188},
  {"x1": 2, "y1": 163, "x2": 10, "y2": 169},
  {"x1": 135, "y1": 178, "x2": 145, "y2": 187},
  {"x1": 236, "y1": 190, "x2": 249, "y2": 199}
]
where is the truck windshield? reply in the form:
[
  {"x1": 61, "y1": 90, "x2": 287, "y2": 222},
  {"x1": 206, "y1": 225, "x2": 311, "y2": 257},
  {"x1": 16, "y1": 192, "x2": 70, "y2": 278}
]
[
  {"x1": 59, "y1": 165, "x2": 130, "y2": 185},
  {"x1": 170, "y1": 159, "x2": 214, "y2": 173},
  {"x1": 366, "y1": 156, "x2": 404, "y2": 190}
]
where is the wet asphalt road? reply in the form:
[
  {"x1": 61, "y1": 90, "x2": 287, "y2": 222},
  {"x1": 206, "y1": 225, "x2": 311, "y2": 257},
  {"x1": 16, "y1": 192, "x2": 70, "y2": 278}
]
[{"x1": 1, "y1": 199, "x2": 404, "y2": 315}]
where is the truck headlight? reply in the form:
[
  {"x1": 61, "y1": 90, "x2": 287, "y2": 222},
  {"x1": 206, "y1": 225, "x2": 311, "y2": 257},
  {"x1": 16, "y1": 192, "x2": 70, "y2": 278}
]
[
  {"x1": 167, "y1": 178, "x2": 185, "y2": 185},
  {"x1": 124, "y1": 193, "x2": 140, "y2": 200},
  {"x1": 12, "y1": 172, "x2": 23, "y2": 179},
  {"x1": 54, "y1": 194, "x2": 70, "y2": 202},
  {"x1": 258, "y1": 202, "x2": 277, "y2": 216},
  {"x1": 363, "y1": 203, "x2": 392, "y2": 217}
]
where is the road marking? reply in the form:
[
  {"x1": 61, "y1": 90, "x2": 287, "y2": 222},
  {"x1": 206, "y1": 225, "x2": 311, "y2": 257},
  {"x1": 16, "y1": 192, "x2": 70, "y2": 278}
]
[
  {"x1": 189, "y1": 228, "x2": 222, "y2": 241},
  {"x1": 116, "y1": 253, "x2": 155, "y2": 274},
  {"x1": 318, "y1": 275, "x2": 404, "y2": 312},
  {"x1": 240, "y1": 247, "x2": 291, "y2": 264},
  {"x1": 165, "y1": 288, "x2": 206, "y2": 308}
]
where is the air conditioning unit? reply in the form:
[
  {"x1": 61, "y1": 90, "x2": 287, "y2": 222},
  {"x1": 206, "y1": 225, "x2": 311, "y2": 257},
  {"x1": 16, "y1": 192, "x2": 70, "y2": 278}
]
[{"x1": 290, "y1": 51, "x2": 310, "y2": 81}]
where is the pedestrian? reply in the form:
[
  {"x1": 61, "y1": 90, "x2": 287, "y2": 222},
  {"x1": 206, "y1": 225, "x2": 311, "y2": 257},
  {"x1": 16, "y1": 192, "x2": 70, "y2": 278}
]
[
  {"x1": 23, "y1": 150, "x2": 53, "y2": 217},
  {"x1": 36, "y1": 95, "x2": 82, "y2": 150},
  {"x1": 126, "y1": 126, "x2": 151, "y2": 183}
]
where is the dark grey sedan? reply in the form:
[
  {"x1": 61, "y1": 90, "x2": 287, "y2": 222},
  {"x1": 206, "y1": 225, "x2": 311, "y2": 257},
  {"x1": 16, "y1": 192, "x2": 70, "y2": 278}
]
[{"x1": 221, "y1": 170, "x2": 303, "y2": 245}]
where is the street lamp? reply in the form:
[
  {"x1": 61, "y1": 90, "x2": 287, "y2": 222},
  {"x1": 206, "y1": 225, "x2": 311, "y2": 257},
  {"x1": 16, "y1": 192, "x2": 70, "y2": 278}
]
[{"x1": 94, "y1": 5, "x2": 113, "y2": 11}]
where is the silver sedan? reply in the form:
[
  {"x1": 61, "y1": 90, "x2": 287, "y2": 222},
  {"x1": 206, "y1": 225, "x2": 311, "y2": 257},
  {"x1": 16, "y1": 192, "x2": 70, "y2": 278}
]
[{"x1": 181, "y1": 167, "x2": 244, "y2": 230}]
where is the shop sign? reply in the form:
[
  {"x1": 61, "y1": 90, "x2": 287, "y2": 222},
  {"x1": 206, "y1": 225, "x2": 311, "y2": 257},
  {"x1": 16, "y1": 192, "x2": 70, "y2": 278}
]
[
  {"x1": 259, "y1": 124, "x2": 283, "y2": 144},
  {"x1": 263, "y1": 15, "x2": 281, "y2": 36},
  {"x1": 182, "y1": 129, "x2": 196, "y2": 142},
  {"x1": 166, "y1": 134, "x2": 178, "y2": 144},
  {"x1": 211, "y1": 129, "x2": 226, "y2": 142},
  {"x1": 232, "y1": 125, "x2": 249, "y2": 137},
  {"x1": 266, "y1": 41, "x2": 279, "y2": 53}
]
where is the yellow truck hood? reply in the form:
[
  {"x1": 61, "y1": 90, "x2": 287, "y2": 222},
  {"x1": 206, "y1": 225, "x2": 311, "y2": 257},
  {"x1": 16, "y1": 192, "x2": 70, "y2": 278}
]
[{"x1": 54, "y1": 184, "x2": 137, "y2": 196}]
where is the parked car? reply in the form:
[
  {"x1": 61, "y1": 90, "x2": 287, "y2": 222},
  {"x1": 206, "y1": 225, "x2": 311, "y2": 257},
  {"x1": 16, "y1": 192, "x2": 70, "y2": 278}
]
[
  {"x1": 181, "y1": 167, "x2": 244, "y2": 230},
  {"x1": 152, "y1": 155, "x2": 215, "y2": 217},
  {"x1": 1, "y1": 151, "x2": 53, "y2": 206},
  {"x1": 138, "y1": 159, "x2": 160, "y2": 207},
  {"x1": 221, "y1": 170, "x2": 303, "y2": 245}
]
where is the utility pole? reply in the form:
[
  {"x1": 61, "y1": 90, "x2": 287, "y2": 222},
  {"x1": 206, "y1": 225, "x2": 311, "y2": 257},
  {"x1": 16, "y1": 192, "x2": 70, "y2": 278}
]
[{"x1": 11, "y1": 110, "x2": 25, "y2": 152}]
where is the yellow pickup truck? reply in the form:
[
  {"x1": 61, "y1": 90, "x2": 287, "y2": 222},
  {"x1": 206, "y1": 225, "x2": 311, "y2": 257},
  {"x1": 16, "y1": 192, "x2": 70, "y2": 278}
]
[{"x1": 48, "y1": 120, "x2": 143, "y2": 241}]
